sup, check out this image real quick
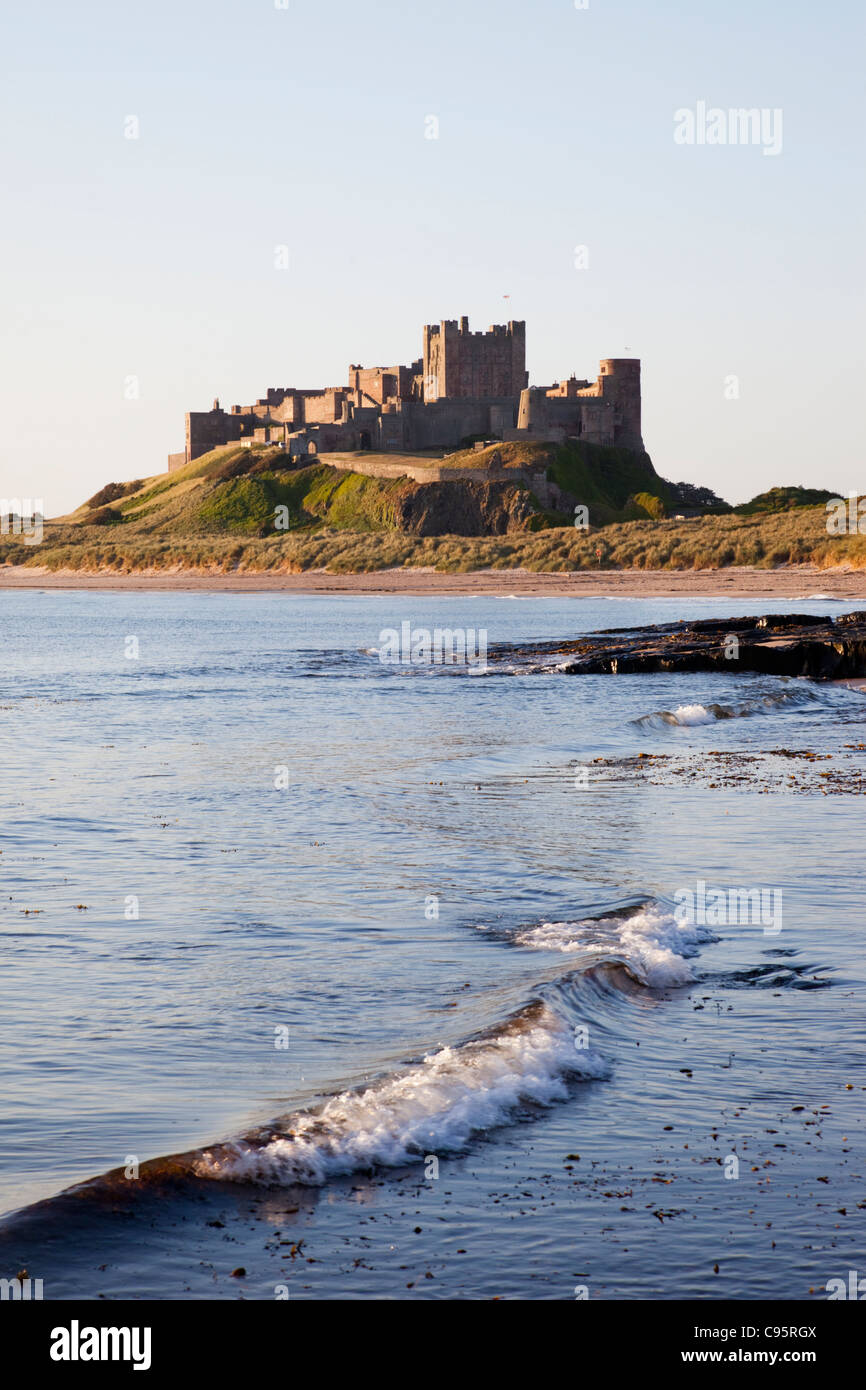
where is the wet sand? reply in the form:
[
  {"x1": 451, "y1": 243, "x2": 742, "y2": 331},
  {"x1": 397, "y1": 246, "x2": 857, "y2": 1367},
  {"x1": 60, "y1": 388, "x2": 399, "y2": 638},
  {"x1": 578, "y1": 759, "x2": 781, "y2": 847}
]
[{"x1": 1, "y1": 563, "x2": 865, "y2": 599}]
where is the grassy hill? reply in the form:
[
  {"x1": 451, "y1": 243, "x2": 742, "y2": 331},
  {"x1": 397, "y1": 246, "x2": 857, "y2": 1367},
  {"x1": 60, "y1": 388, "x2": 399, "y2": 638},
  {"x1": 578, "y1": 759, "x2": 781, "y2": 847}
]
[
  {"x1": 732, "y1": 485, "x2": 839, "y2": 515},
  {"x1": 2, "y1": 441, "x2": 861, "y2": 574},
  {"x1": 55, "y1": 438, "x2": 684, "y2": 537}
]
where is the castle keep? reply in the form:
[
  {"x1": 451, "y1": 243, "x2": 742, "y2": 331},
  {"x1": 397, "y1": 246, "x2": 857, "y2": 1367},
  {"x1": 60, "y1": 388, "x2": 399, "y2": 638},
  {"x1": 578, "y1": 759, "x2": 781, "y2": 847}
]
[{"x1": 168, "y1": 318, "x2": 643, "y2": 470}]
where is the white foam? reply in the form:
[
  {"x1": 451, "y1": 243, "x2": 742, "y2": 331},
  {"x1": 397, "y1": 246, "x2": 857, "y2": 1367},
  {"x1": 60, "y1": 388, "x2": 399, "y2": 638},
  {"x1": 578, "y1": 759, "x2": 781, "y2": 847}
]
[
  {"x1": 515, "y1": 904, "x2": 711, "y2": 988},
  {"x1": 637, "y1": 701, "x2": 733, "y2": 727},
  {"x1": 667, "y1": 703, "x2": 718, "y2": 726},
  {"x1": 193, "y1": 1007, "x2": 606, "y2": 1186},
  {"x1": 638, "y1": 685, "x2": 824, "y2": 731}
]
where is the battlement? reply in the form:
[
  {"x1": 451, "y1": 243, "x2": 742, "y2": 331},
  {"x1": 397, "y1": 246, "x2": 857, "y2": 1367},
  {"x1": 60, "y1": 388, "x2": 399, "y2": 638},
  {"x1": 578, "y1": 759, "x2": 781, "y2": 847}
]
[
  {"x1": 599, "y1": 358, "x2": 640, "y2": 375},
  {"x1": 425, "y1": 317, "x2": 525, "y2": 339}
]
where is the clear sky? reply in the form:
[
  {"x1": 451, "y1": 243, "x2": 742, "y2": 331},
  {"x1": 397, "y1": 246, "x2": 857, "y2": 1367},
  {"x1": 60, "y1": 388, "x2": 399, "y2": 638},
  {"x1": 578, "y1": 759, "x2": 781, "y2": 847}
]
[{"x1": 1, "y1": 0, "x2": 862, "y2": 514}]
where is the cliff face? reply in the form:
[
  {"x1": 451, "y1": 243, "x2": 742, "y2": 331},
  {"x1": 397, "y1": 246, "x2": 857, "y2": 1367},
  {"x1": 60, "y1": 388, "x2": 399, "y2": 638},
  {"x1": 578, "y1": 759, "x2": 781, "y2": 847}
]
[{"x1": 393, "y1": 480, "x2": 539, "y2": 536}]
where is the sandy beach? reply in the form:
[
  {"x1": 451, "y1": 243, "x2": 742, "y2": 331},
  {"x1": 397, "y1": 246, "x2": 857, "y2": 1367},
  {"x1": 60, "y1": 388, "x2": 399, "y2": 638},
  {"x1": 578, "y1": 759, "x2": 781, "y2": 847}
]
[{"x1": 1, "y1": 562, "x2": 864, "y2": 599}]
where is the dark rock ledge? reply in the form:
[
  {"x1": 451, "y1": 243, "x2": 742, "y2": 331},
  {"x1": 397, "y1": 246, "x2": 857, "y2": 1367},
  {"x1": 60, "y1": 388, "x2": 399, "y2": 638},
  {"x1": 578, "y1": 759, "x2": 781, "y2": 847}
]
[{"x1": 495, "y1": 612, "x2": 866, "y2": 679}]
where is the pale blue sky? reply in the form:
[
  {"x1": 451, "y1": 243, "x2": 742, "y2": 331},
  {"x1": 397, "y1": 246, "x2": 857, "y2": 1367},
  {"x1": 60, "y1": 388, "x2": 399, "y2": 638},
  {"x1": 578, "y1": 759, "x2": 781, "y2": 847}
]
[{"x1": 1, "y1": 0, "x2": 862, "y2": 514}]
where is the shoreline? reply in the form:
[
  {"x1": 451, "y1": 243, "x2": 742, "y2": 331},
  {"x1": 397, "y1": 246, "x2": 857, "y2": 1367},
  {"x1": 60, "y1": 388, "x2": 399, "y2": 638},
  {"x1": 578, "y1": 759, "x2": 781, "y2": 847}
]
[{"x1": 1, "y1": 563, "x2": 865, "y2": 599}]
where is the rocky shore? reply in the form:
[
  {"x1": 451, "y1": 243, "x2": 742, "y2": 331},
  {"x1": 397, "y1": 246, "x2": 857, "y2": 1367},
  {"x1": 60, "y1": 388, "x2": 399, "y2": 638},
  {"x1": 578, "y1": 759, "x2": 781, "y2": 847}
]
[{"x1": 498, "y1": 612, "x2": 866, "y2": 679}]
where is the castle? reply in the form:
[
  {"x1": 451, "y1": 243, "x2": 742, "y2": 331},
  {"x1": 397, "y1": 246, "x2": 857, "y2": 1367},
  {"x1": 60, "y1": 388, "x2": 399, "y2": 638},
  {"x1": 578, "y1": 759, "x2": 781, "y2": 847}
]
[{"x1": 167, "y1": 317, "x2": 643, "y2": 470}]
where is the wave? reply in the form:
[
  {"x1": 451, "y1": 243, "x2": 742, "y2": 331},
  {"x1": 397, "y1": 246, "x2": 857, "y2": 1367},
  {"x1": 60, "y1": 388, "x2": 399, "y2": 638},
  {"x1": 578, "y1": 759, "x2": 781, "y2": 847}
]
[
  {"x1": 187, "y1": 901, "x2": 712, "y2": 1187},
  {"x1": 0, "y1": 899, "x2": 707, "y2": 1212},
  {"x1": 634, "y1": 684, "x2": 829, "y2": 728},
  {"x1": 648, "y1": 701, "x2": 730, "y2": 726},
  {"x1": 513, "y1": 901, "x2": 713, "y2": 987},
  {"x1": 193, "y1": 1002, "x2": 607, "y2": 1187}
]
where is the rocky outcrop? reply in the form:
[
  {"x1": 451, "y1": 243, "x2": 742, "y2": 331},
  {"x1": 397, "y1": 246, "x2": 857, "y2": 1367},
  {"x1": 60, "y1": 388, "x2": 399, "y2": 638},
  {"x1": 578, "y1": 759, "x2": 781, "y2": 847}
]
[{"x1": 494, "y1": 614, "x2": 866, "y2": 679}]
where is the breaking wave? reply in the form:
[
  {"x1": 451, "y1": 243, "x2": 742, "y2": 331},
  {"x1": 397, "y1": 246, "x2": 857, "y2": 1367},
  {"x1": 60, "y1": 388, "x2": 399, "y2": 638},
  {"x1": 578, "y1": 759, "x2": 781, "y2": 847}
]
[
  {"x1": 189, "y1": 901, "x2": 708, "y2": 1187},
  {"x1": 193, "y1": 1001, "x2": 607, "y2": 1186},
  {"x1": 513, "y1": 901, "x2": 713, "y2": 988},
  {"x1": 634, "y1": 685, "x2": 829, "y2": 729},
  {"x1": 652, "y1": 702, "x2": 729, "y2": 726},
  {"x1": 1, "y1": 900, "x2": 709, "y2": 1206}
]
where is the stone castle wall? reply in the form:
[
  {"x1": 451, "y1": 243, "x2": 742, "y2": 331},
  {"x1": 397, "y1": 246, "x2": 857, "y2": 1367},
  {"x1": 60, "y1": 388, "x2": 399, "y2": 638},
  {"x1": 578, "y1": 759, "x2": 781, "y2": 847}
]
[
  {"x1": 170, "y1": 320, "x2": 643, "y2": 469},
  {"x1": 186, "y1": 408, "x2": 245, "y2": 463}
]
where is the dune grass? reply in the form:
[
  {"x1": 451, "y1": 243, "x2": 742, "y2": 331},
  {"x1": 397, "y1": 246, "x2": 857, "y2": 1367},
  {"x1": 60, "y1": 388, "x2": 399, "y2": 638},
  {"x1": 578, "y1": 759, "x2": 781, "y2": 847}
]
[{"x1": 3, "y1": 505, "x2": 863, "y2": 575}]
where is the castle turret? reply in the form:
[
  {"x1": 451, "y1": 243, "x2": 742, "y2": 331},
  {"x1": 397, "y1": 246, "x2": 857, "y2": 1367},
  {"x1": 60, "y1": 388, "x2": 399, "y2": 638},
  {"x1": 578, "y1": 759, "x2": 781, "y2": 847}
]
[{"x1": 596, "y1": 359, "x2": 642, "y2": 450}]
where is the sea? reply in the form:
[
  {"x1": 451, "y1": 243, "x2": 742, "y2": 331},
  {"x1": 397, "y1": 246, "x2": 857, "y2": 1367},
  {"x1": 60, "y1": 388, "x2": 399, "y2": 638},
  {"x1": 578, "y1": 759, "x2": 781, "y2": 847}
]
[{"x1": 1, "y1": 589, "x2": 864, "y2": 1299}]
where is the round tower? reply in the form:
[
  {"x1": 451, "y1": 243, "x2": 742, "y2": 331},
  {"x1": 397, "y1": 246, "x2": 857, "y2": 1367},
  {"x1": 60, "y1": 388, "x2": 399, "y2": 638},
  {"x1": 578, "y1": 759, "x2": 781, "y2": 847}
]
[{"x1": 597, "y1": 359, "x2": 642, "y2": 449}]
